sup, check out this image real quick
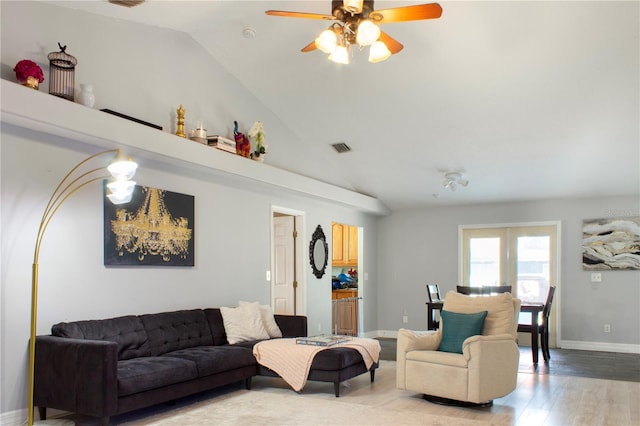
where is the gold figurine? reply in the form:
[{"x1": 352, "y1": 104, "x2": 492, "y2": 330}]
[{"x1": 176, "y1": 104, "x2": 186, "y2": 138}]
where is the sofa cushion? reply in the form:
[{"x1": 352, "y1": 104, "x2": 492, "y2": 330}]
[
  {"x1": 239, "y1": 301, "x2": 283, "y2": 338},
  {"x1": 52, "y1": 315, "x2": 150, "y2": 360},
  {"x1": 310, "y1": 347, "x2": 365, "y2": 371},
  {"x1": 162, "y1": 345, "x2": 257, "y2": 376},
  {"x1": 442, "y1": 291, "x2": 515, "y2": 336},
  {"x1": 139, "y1": 310, "x2": 213, "y2": 356},
  {"x1": 220, "y1": 304, "x2": 270, "y2": 344},
  {"x1": 117, "y1": 356, "x2": 198, "y2": 396},
  {"x1": 203, "y1": 308, "x2": 228, "y2": 345},
  {"x1": 438, "y1": 310, "x2": 488, "y2": 354}
]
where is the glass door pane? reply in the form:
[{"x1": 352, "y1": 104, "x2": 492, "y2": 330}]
[
  {"x1": 509, "y1": 225, "x2": 558, "y2": 348},
  {"x1": 516, "y1": 236, "x2": 550, "y2": 303},
  {"x1": 469, "y1": 237, "x2": 501, "y2": 286},
  {"x1": 461, "y1": 228, "x2": 507, "y2": 286}
]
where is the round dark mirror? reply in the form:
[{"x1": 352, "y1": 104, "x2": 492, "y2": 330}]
[{"x1": 309, "y1": 225, "x2": 328, "y2": 278}]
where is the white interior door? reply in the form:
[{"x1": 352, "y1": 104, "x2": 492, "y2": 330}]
[{"x1": 273, "y1": 215, "x2": 295, "y2": 315}]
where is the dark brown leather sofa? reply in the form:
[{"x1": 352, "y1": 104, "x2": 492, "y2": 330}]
[{"x1": 34, "y1": 308, "x2": 375, "y2": 425}]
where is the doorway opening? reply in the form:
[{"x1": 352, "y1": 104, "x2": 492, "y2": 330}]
[
  {"x1": 331, "y1": 222, "x2": 363, "y2": 336},
  {"x1": 271, "y1": 207, "x2": 306, "y2": 316}
]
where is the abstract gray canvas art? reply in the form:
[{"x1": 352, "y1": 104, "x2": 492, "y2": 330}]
[{"x1": 582, "y1": 217, "x2": 640, "y2": 270}]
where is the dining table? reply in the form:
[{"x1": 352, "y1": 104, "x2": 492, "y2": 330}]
[{"x1": 425, "y1": 300, "x2": 545, "y2": 364}]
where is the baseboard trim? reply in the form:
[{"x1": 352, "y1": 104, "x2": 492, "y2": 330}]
[
  {"x1": 373, "y1": 332, "x2": 640, "y2": 354},
  {"x1": 559, "y1": 339, "x2": 640, "y2": 354},
  {"x1": 374, "y1": 330, "x2": 400, "y2": 338}
]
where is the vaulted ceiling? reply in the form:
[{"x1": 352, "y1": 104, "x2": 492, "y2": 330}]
[{"x1": 53, "y1": 1, "x2": 639, "y2": 210}]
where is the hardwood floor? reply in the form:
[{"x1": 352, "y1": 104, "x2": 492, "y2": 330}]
[
  {"x1": 374, "y1": 338, "x2": 640, "y2": 425},
  {"x1": 99, "y1": 360, "x2": 639, "y2": 426},
  {"x1": 377, "y1": 338, "x2": 640, "y2": 382}
]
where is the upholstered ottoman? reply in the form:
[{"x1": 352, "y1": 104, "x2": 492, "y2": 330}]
[{"x1": 253, "y1": 338, "x2": 380, "y2": 397}]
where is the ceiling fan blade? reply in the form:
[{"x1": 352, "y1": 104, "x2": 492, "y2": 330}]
[
  {"x1": 379, "y1": 31, "x2": 404, "y2": 54},
  {"x1": 371, "y1": 3, "x2": 443, "y2": 24},
  {"x1": 301, "y1": 40, "x2": 318, "y2": 53},
  {"x1": 265, "y1": 10, "x2": 336, "y2": 20}
]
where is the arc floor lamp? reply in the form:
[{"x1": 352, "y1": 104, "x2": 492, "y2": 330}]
[{"x1": 27, "y1": 149, "x2": 138, "y2": 425}]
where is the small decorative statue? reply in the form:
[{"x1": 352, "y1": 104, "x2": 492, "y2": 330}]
[
  {"x1": 233, "y1": 120, "x2": 251, "y2": 158},
  {"x1": 176, "y1": 104, "x2": 186, "y2": 138},
  {"x1": 248, "y1": 121, "x2": 267, "y2": 161}
]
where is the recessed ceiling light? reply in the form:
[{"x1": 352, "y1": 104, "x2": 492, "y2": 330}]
[{"x1": 242, "y1": 27, "x2": 257, "y2": 39}]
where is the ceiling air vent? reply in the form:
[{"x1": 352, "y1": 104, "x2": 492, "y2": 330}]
[
  {"x1": 331, "y1": 142, "x2": 352, "y2": 154},
  {"x1": 109, "y1": 0, "x2": 145, "y2": 7}
]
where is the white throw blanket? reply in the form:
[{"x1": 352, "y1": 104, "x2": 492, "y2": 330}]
[{"x1": 253, "y1": 337, "x2": 381, "y2": 392}]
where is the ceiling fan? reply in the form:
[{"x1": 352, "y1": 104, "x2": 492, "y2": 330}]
[{"x1": 266, "y1": 0, "x2": 442, "y2": 64}]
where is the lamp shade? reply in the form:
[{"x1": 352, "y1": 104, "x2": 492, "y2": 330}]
[
  {"x1": 328, "y1": 45, "x2": 350, "y2": 64},
  {"x1": 107, "y1": 191, "x2": 134, "y2": 205},
  {"x1": 356, "y1": 20, "x2": 381, "y2": 46},
  {"x1": 368, "y1": 41, "x2": 391, "y2": 63},
  {"x1": 107, "y1": 157, "x2": 138, "y2": 180},
  {"x1": 107, "y1": 179, "x2": 136, "y2": 204},
  {"x1": 315, "y1": 29, "x2": 338, "y2": 54}
]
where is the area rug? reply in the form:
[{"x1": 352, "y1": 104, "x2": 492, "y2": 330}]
[{"x1": 118, "y1": 390, "x2": 488, "y2": 426}]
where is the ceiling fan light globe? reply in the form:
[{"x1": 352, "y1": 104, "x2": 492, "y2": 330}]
[
  {"x1": 328, "y1": 45, "x2": 350, "y2": 64},
  {"x1": 343, "y1": 0, "x2": 364, "y2": 14},
  {"x1": 315, "y1": 29, "x2": 337, "y2": 54},
  {"x1": 368, "y1": 41, "x2": 391, "y2": 63},
  {"x1": 356, "y1": 20, "x2": 380, "y2": 46}
]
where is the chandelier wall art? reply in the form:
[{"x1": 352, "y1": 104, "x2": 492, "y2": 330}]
[{"x1": 104, "y1": 184, "x2": 194, "y2": 266}]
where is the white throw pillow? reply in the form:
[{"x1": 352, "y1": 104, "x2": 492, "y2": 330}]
[
  {"x1": 239, "y1": 300, "x2": 283, "y2": 338},
  {"x1": 220, "y1": 302, "x2": 270, "y2": 344}
]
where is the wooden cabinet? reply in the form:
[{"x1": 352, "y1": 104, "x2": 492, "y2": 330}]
[
  {"x1": 332, "y1": 223, "x2": 358, "y2": 267},
  {"x1": 332, "y1": 289, "x2": 358, "y2": 299}
]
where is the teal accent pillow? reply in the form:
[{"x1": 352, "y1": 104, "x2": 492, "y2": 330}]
[{"x1": 438, "y1": 310, "x2": 488, "y2": 354}]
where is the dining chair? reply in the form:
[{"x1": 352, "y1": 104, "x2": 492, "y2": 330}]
[
  {"x1": 427, "y1": 284, "x2": 442, "y2": 303},
  {"x1": 518, "y1": 286, "x2": 556, "y2": 362},
  {"x1": 456, "y1": 285, "x2": 512, "y2": 295}
]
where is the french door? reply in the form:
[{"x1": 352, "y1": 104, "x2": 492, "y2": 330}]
[{"x1": 460, "y1": 223, "x2": 560, "y2": 347}]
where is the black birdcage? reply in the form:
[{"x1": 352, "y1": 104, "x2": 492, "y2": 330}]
[{"x1": 48, "y1": 43, "x2": 77, "y2": 101}]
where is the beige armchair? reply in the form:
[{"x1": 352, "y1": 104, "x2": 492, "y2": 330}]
[{"x1": 397, "y1": 291, "x2": 521, "y2": 406}]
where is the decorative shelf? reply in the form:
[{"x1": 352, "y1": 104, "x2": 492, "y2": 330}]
[{"x1": 0, "y1": 79, "x2": 390, "y2": 216}]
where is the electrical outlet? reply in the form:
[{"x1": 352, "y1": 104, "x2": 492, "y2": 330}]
[
  {"x1": 591, "y1": 272, "x2": 602, "y2": 282},
  {"x1": 402, "y1": 315, "x2": 409, "y2": 324},
  {"x1": 604, "y1": 324, "x2": 611, "y2": 333}
]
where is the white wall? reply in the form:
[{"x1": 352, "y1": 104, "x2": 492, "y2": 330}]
[
  {"x1": 377, "y1": 196, "x2": 640, "y2": 350},
  {"x1": 0, "y1": 120, "x2": 379, "y2": 417},
  {"x1": 0, "y1": 1, "x2": 380, "y2": 417}
]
